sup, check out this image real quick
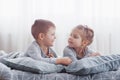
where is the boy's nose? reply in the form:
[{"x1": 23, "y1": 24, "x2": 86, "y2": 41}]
[
  {"x1": 68, "y1": 37, "x2": 72, "y2": 41},
  {"x1": 69, "y1": 36, "x2": 73, "y2": 40}
]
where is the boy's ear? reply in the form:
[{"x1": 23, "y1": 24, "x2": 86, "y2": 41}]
[{"x1": 38, "y1": 33, "x2": 45, "y2": 40}]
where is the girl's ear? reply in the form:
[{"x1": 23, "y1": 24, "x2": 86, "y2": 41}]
[
  {"x1": 38, "y1": 33, "x2": 45, "y2": 40},
  {"x1": 82, "y1": 40, "x2": 89, "y2": 47}
]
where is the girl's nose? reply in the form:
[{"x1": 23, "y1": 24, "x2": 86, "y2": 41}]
[
  {"x1": 54, "y1": 36, "x2": 56, "y2": 39},
  {"x1": 68, "y1": 37, "x2": 72, "y2": 41}
]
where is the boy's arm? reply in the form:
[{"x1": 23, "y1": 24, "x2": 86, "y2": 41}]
[
  {"x1": 25, "y1": 45, "x2": 72, "y2": 65},
  {"x1": 24, "y1": 44, "x2": 57, "y2": 64},
  {"x1": 56, "y1": 57, "x2": 72, "y2": 66},
  {"x1": 26, "y1": 48, "x2": 72, "y2": 65}
]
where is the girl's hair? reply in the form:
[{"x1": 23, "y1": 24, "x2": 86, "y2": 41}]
[
  {"x1": 31, "y1": 19, "x2": 55, "y2": 40},
  {"x1": 75, "y1": 25, "x2": 94, "y2": 45}
]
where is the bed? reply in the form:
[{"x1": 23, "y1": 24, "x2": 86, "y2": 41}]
[
  {"x1": 0, "y1": 64, "x2": 120, "y2": 80},
  {"x1": 1, "y1": 51, "x2": 120, "y2": 80}
]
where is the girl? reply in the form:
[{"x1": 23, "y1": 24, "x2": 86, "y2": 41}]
[
  {"x1": 24, "y1": 19, "x2": 72, "y2": 65},
  {"x1": 63, "y1": 25, "x2": 100, "y2": 62}
]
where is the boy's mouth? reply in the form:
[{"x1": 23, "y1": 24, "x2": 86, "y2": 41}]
[{"x1": 68, "y1": 41, "x2": 73, "y2": 45}]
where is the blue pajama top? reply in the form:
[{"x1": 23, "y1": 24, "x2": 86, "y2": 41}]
[{"x1": 23, "y1": 41, "x2": 57, "y2": 64}]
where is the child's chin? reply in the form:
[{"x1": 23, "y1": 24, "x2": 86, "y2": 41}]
[
  {"x1": 50, "y1": 44, "x2": 54, "y2": 46},
  {"x1": 68, "y1": 45, "x2": 73, "y2": 47}
]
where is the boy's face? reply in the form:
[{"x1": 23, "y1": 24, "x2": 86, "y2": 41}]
[
  {"x1": 68, "y1": 28, "x2": 83, "y2": 48},
  {"x1": 43, "y1": 27, "x2": 56, "y2": 47}
]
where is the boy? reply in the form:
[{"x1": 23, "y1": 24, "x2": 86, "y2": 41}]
[{"x1": 24, "y1": 19, "x2": 72, "y2": 65}]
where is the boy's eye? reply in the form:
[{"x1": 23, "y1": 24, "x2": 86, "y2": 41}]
[{"x1": 52, "y1": 33, "x2": 55, "y2": 36}]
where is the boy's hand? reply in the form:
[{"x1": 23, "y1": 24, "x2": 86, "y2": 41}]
[
  {"x1": 47, "y1": 53, "x2": 54, "y2": 58},
  {"x1": 56, "y1": 57, "x2": 72, "y2": 66}
]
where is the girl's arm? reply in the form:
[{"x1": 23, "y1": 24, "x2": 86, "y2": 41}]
[
  {"x1": 63, "y1": 46, "x2": 77, "y2": 62},
  {"x1": 87, "y1": 48, "x2": 101, "y2": 57},
  {"x1": 88, "y1": 52, "x2": 101, "y2": 57}
]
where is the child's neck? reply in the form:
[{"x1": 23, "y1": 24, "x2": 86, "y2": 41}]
[
  {"x1": 42, "y1": 47, "x2": 48, "y2": 55},
  {"x1": 37, "y1": 41, "x2": 49, "y2": 55},
  {"x1": 75, "y1": 47, "x2": 86, "y2": 58}
]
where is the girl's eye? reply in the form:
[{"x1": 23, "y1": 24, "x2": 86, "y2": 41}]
[
  {"x1": 73, "y1": 35, "x2": 79, "y2": 39},
  {"x1": 70, "y1": 34, "x2": 79, "y2": 39}
]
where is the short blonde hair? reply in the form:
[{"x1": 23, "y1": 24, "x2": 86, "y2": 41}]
[{"x1": 31, "y1": 19, "x2": 55, "y2": 40}]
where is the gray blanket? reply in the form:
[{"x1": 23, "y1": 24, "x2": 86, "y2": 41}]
[
  {"x1": 1, "y1": 51, "x2": 120, "y2": 80},
  {"x1": 0, "y1": 67, "x2": 120, "y2": 80}
]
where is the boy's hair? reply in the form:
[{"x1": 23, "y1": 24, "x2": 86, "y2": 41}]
[
  {"x1": 31, "y1": 19, "x2": 55, "y2": 40},
  {"x1": 75, "y1": 25, "x2": 94, "y2": 45}
]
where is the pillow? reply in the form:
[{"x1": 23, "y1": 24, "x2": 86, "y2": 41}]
[
  {"x1": 0, "y1": 63, "x2": 12, "y2": 80},
  {"x1": 1, "y1": 57, "x2": 64, "y2": 74},
  {"x1": 65, "y1": 54, "x2": 120, "y2": 75},
  {"x1": 0, "y1": 51, "x2": 24, "y2": 62}
]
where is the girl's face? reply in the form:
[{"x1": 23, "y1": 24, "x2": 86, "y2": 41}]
[
  {"x1": 43, "y1": 27, "x2": 56, "y2": 47},
  {"x1": 68, "y1": 28, "x2": 83, "y2": 48}
]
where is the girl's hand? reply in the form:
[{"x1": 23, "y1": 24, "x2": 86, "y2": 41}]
[{"x1": 88, "y1": 52, "x2": 101, "y2": 57}]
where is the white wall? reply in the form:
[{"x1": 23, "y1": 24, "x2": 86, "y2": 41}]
[{"x1": 0, "y1": 0, "x2": 120, "y2": 56}]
